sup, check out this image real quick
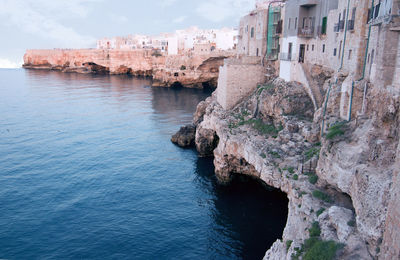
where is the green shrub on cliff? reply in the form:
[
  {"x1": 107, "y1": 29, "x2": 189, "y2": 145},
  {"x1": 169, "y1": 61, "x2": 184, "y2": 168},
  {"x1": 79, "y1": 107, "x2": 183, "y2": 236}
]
[
  {"x1": 286, "y1": 240, "x2": 293, "y2": 251},
  {"x1": 312, "y1": 190, "x2": 332, "y2": 203},
  {"x1": 303, "y1": 239, "x2": 342, "y2": 260},
  {"x1": 316, "y1": 208, "x2": 325, "y2": 217},
  {"x1": 308, "y1": 174, "x2": 318, "y2": 185},
  {"x1": 292, "y1": 221, "x2": 343, "y2": 260},
  {"x1": 309, "y1": 221, "x2": 321, "y2": 237},
  {"x1": 326, "y1": 122, "x2": 346, "y2": 140}
]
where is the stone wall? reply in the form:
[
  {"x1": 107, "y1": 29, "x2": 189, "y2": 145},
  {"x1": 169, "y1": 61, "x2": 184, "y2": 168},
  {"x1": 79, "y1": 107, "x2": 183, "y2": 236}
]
[{"x1": 216, "y1": 57, "x2": 266, "y2": 110}]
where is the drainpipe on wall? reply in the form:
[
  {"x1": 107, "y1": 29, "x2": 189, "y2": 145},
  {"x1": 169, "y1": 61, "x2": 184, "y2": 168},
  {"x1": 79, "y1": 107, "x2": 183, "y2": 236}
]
[
  {"x1": 358, "y1": 0, "x2": 374, "y2": 81},
  {"x1": 348, "y1": 81, "x2": 355, "y2": 121},
  {"x1": 348, "y1": 0, "x2": 375, "y2": 121}
]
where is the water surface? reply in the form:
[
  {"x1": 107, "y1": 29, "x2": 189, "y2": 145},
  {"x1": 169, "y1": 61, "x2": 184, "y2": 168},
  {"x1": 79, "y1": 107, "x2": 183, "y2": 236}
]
[{"x1": 0, "y1": 69, "x2": 288, "y2": 260}]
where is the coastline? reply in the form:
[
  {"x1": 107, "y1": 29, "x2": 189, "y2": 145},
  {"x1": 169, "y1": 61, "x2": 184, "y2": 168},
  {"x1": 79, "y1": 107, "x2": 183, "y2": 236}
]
[{"x1": 23, "y1": 49, "x2": 234, "y2": 88}]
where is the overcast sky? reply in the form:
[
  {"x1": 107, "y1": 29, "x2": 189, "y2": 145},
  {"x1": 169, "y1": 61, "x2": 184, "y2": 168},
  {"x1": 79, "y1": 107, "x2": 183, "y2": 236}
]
[{"x1": 0, "y1": 0, "x2": 257, "y2": 68}]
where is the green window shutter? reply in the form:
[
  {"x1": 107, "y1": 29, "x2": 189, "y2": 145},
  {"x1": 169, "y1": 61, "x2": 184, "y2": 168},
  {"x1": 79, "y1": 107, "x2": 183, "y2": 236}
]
[{"x1": 321, "y1": 17, "x2": 327, "y2": 35}]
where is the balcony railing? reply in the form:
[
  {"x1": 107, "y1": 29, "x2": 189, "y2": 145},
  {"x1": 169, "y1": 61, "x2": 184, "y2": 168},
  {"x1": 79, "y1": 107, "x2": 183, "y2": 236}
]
[
  {"x1": 347, "y1": 20, "x2": 355, "y2": 30},
  {"x1": 280, "y1": 52, "x2": 292, "y2": 61},
  {"x1": 298, "y1": 26, "x2": 315, "y2": 38}
]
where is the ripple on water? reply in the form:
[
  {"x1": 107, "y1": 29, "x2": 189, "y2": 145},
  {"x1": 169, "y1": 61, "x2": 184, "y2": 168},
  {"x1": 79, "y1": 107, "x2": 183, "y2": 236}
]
[{"x1": 0, "y1": 69, "x2": 288, "y2": 260}]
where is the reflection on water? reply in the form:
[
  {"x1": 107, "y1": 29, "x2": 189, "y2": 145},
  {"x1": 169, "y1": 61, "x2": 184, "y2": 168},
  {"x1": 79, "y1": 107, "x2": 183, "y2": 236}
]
[{"x1": 0, "y1": 69, "x2": 288, "y2": 260}]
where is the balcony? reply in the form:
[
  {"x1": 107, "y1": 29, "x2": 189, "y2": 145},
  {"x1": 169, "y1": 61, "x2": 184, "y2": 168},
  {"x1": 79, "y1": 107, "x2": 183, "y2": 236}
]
[
  {"x1": 280, "y1": 53, "x2": 292, "y2": 61},
  {"x1": 299, "y1": 0, "x2": 318, "y2": 7},
  {"x1": 298, "y1": 26, "x2": 315, "y2": 38},
  {"x1": 347, "y1": 20, "x2": 355, "y2": 31}
]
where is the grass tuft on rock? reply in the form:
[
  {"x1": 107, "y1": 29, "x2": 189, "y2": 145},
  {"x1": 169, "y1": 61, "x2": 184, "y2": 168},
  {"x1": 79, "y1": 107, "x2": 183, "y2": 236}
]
[
  {"x1": 312, "y1": 190, "x2": 333, "y2": 203},
  {"x1": 286, "y1": 240, "x2": 293, "y2": 251},
  {"x1": 303, "y1": 239, "x2": 343, "y2": 260},
  {"x1": 308, "y1": 174, "x2": 318, "y2": 184},
  {"x1": 309, "y1": 221, "x2": 321, "y2": 237},
  {"x1": 347, "y1": 220, "x2": 356, "y2": 227},
  {"x1": 316, "y1": 208, "x2": 325, "y2": 217},
  {"x1": 326, "y1": 122, "x2": 346, "y2": 140}
]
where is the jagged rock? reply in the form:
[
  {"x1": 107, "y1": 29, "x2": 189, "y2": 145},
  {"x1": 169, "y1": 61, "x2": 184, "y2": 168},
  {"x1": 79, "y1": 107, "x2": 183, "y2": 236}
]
[
  {"x1": 192, "y1": 78, "x2": 376, "y2": 260},
  {"x1": 195, "y1": 125, "x2": 219, "y2": 157},
  {"x1": 171, "y1": 124, "x2": 196, "y2": 147},
  {"x1": 193, "y1": 99, "x2": 209, "y2": 126}
]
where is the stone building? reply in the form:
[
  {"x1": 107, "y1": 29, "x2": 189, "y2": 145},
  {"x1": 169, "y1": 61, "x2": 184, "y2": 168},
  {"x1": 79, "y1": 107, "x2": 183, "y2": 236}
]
[
  {"x1": 237, "y1": 7, "x2": 269, "y2": 57},
  {"x1": 279, "y1": 0, "x2": 339, "y2": 82},
  {"x1": 367, "y1": 0, "x2": 400, "y2": 89}
]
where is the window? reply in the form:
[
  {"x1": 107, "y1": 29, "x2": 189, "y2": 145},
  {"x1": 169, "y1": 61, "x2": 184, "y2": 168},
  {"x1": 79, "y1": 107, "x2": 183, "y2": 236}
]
[
  {"x1": 334, "y1": 48, "x2": 337, "y2": 56},
  {"x1": 307, "y1": 44, "x2": 309, "y2": 51},
  {"x1": 321, "y1": 17, "x2": 327, "y2": 34},
  {"x1": 251, "y1": 27, "x2": 255, "y2": 38},
  {"x1": 256, "y1": 48, "x2": 259, "y2": 57},
  {"x1": 289, "y1": 18, "x2": 291, "y2": 29},
  {"x1": 352, "y1": 7, "x2": 356, "y2": 20},
  {"x1": 246, "y1": 25, "x2": 248, "y2": 33},
  {"x1": 303, "y1": 17, "x2": 306, "y2": 28},
  {"x1": 295, "y1": 17, "x2": 297, "y2": 29},
  {"x1": 348, "y1": 49, "x2": 352, "y2": 59},
  {"x1": 312, "y1": 45, "x2": 314, "y2": 51},
  {"x1": 339, "y1": 41, "x2": 342, "y2": 59},
  {"x1": 322, "y1": 44, "x2": 325, "y2": 53}
]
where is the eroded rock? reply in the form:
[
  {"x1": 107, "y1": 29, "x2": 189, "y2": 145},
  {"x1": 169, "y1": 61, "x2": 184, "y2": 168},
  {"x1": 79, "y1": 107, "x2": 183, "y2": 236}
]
[{"x1": 171, "y1": 124, "x2": 196, "y2": 147}]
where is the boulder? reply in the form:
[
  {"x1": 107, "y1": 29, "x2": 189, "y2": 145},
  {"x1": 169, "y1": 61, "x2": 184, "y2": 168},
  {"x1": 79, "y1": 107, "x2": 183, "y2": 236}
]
[{"x1": 171, "y1": 124, "x2": 196, "y2": 147}]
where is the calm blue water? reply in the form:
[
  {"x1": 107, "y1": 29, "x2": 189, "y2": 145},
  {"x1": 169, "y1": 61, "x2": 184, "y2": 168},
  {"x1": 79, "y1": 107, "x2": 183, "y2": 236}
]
[{"x1": 0, "y1": 69, "x2": 288, "y2": 260}]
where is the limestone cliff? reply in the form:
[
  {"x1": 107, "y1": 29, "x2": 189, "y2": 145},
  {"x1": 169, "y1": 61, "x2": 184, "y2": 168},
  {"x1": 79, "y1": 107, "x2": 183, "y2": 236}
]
[
  {"x1": 23, "y1": 49, "x2": 233, "y2": 88},
  {"x1": 184, "y1": 76, "x2": 400, "y2": 259}
]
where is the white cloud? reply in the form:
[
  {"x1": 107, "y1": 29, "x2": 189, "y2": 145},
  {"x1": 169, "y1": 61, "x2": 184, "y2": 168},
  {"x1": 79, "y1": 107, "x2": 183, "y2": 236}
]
[
  {"x1": 196, "y1": 0, "x2": 256, "y2": 22},
  {"x1": 0, "y1": 0, "x2": 100, "y2": 48},
  {"x1": 0, "y1": 58, "x2": 22, "y2": 69},
  {"x1": 172, "y1": 16, "x2": 187, "y2": 24}
]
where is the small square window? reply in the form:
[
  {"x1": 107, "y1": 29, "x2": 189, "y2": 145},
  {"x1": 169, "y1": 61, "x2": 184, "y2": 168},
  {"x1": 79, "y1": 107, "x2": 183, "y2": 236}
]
[{"x1": 333, "y1": 48, "x2": 337, "y2": 56}]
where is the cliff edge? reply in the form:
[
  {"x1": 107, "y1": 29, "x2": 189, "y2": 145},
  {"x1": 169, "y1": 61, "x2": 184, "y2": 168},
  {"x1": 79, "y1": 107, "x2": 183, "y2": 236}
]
[{"x1": 182, "y1": 76, "x2": 400, "y2": 259}]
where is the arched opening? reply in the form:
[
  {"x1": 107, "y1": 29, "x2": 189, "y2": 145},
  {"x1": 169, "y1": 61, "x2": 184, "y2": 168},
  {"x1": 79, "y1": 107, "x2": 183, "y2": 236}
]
[
  {"x1": 170, "y1": 81, "x2": 183, "y2": 88},
  {"x1": 202, "y1": 81, "x2": 216, "y2": 91},
  {"x1": 194, "y1": 156, "x2": 289, "y2": 259}
]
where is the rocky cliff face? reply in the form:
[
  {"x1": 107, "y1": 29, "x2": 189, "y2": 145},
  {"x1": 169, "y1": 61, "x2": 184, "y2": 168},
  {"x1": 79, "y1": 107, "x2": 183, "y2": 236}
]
[
  {"x1": 23, "y1": 49, "x2": 233, "y2": 88},
  {"x1": 184, "y1": 76, "x2": 400, "y2": 259}
]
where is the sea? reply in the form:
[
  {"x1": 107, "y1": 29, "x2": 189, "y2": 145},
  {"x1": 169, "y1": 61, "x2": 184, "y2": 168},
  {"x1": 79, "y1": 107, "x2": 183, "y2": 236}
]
[{"x1": 0, "y1": 69, "x2": 288, "y2": 260}]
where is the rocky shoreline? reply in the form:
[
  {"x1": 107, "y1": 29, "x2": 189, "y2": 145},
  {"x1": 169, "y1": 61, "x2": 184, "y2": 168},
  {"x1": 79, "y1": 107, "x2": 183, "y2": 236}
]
[{"x1": 172, "y1": 77, "x2": 400, "y2": 259}]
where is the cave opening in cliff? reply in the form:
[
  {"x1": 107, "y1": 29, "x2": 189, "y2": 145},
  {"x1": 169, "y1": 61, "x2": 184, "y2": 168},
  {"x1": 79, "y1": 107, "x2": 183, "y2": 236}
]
[
  {"x1": 171, "y1": 81, "x2": 183, "y2": 88},
  {"x1": 202, "y1": 81, "x2": 216, "y2": 90},
  {"x1": 223, "y1": 173, "x2": 289, "y2": 256}
]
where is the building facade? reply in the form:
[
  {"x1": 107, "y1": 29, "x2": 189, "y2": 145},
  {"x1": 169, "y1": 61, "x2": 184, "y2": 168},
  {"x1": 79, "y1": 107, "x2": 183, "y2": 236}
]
[
  {"x1": 279, "y1": 0, "x2": 339, "y2": 82},
  {"x1": 237, "y1": 8, "x2": 269, "y2": 57}
]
